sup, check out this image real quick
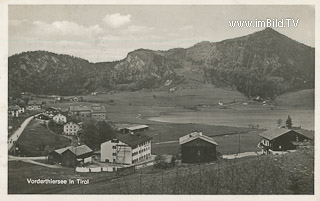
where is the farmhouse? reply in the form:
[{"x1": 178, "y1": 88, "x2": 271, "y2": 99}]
[
  {"x1": 36, "y1": 113, "x2": 50, "y2": 120},
  {"x1": 64, "y1": 121, "x2": 83, "y2": 136},
  {"x1": 101, "y1": 133, "x2": 152, "y2": 165},
  {"x1": 179, "y1": 132, "x2": 218, "y2": 163},
  {"x1": 69, "y1": 105, "x2": 91, "y2": 118},
  {"x1": 119, "y1": 125, "x2": 149, "y2": 134},
  {"x1": 258, "y1": 128, "x2": 313, "y2": 155},
  {"x1": 8, "y1": 105, "x2": 21, "y2": 117},
  {"x1": 27, "y1": 100, "x2": 43, "y2": 110},
  {"x1": 90, "y1": 104, "x2": 106, "y2": 120},
  {"x1": 47, "y1": 146, "x2": 73, "y2": 164},
  {"x1": 53, "y1": 113, "x2": 67, "y2": 124},
  {"x1": 60, "y1": 145, "x2": 93, "y2": 167}
]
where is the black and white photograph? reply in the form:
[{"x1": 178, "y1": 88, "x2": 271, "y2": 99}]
[{"x1": 1, "y1": 1, "x2": 318, "y2": 198}]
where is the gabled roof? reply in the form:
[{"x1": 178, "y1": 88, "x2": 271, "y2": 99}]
[
  {"x1": 259, "y1": 128, "x2": 308, "y2": 140},
  {"x1": 179, "y1": 132, "x2": 218, "y2": 146},
  {"x1": 8, "y1": 105, "x2": 21, "y2": 111},
  {"x1": 65, "y1": 145, "x2": 93, "y2": 156},
  {"x1": 53, "y1": 146, "x2": 73, "y2": 154},
  {"x1": 69, "y1": 105, "x2": 91, "y2": 112},
  {"x1": 122, "y1": 125, "x2": 149, "y2": 131},
  {"x1": 90, "y1": 104, "x2": 106, "y2": 113},
  {"x1": 293, "y1": 129, "x2": 314, "y2": 140},
  {"x1": 28, "y1": 100, "x2": 43, "y2": 105},
  {"x1": 114, "y1": 133, "x2": 152, "y2": 147}
]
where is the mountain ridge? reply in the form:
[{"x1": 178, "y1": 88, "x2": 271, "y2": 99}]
[{"x1": 9, "y1": 28, "x2": 315, "y2": 98}]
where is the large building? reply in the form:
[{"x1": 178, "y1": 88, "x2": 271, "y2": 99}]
[
  {"x1": 8, "y1": 105, "x2": 21, "y2": 117},
  {"x1": 27, "y1": 100, "x2": 43, "y2": 110},
  {"x1": 90, "y1": 104, "x2": 107, "y2": 120},
  {"x1": 69, "y1": 104, "x2": 106, "y2": 120},
  {"x1": 119, "y1": 125, "x2": 149, "y2": 134},
  {"x1": 258, "y1": 128, "x2": 313, "y2": 155},
  {"x1": 53, "y1": 113, "x2": 67, "y2": 124},
  {"x1": 179, "y1": 132, "x2": 218, "y2": 163},
  {"x1": 101, "y1": 133, "x2": 152, "y2": 165},
  {"x1": 64, "y1": 121, "x2": 83, "y2": 136}
]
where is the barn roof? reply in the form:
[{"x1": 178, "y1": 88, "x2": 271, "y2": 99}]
[
  {"x1": 124, "y1": 125, "x2": 149, "y2": 131},
  {"x1": 28, "y1": 100, "x2": 43, "y2": 105},
  {"x1": 53, "y1": 146, "x2": 73, "y2": 154},
  {"x1": 179, "y1": 132, "x2": 218, "y2": 146},
  {"x1": 69, "y1": 105, "x2": 91, "y2": 112},
  {"x1": 115, "y1": 133, "x2": 152, "y2": 147},
  {"x1": 258, "y1": 128, "x2": 310, "y2": 140},
  {"x1": 8, "y1": 105, "x2": 21, "y2": 111},
  {"x1": 90, "y1": 104, "x2": 106, "y2": 113},
  {"x1": 67, "y1": 145, "x2": 93, "y2": 156},
  {"x1": 293, "y1": 129, "x2": 314, "y2": 140}
]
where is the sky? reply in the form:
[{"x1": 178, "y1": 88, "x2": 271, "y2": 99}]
[{"x1": 9, "y1": 5, "x2": 315, "y2": 62}]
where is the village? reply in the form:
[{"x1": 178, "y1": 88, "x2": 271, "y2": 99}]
[{"x1": 8, "y1": 91, "x2": 314, "y2": 176}]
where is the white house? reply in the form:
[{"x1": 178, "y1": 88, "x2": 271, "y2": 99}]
[
  {"x1": 63, "y1": 122, "x2": 83, "y2": 136},
  {"x1": 101, "y1": 133, "x2": 152, "y2": 165},
  {"x1": 53, "y1": 113, "x2": 67, "y2": 124},
  {"x1": 8, "y1": 105, "x2": 20, "y2": 117}
]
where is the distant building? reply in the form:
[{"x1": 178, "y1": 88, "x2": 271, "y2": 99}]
[
  {"x1": 53, "y1": 113, "x2": 67, "y2": 124},
  {"x1": 119, "y1": 125, "x2": 149, "y2": 134},
  {"x1": 27, "y1": 100, "x2": 43, "y2": 110},
  {"x1": 8, "y1": 105, "x2": 21, "y2": 117},
  {"x1": 69, "y1": 104, "x2": 106, "y2": 120},
  {"x1": 258, "y1": 128, "x2": 313, "y2": 155},
  {"x1": 90, "y1": 104, "x2": 106, "y2": 120},
  {"x1": 60, "y1": 145, "x2": 93, "y2": 167},
  {"x1": 69, "y1": 105, "x2": 91, "y2": 118},
  {"x1": 36, "y1": 113, "x2": 50, "y2": 120},
  {"x1": 179, "y1": 132, "x2": 218, "y2": 163},
  {"x1": 64, "y1": 121, "x2": 83, "y2": 136},
  {"x1": 101, "y1": 133, "x2": 152, "y2": 165},
  {"x1": 45, "y1": 107, "x2": 61, "y2": 115}
]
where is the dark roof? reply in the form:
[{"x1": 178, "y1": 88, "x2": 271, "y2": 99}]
[
  {"x1": 293, "y1": 129, "x2": 314, "y2": 140},
  {"x1": 115, "y1": 133, "x2": 152, "y2": 147},
  {"x1": 53, "y1": 146, "x2": 73, "y2": 154},
  {"x1": 259, "y1": 128, "x2": 311, "y2": 140}
]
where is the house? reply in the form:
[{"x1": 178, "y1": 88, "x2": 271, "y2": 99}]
[
  {"x1": 90, "y1": 104, "x2": 107, "y2": 120},
  {"x1": 69, "y1": 105, "x2": 91, "y2": 118},
  {"x1": 70, "y1": 96, "x2": 81, "y2": 102},
  {"x1": 119, "y1": 125, "x2": 149, "y2": 134},
  {"x1": 8, "y1": 105, "x2": 21, "y2": 117},
  {"x1": 258, "y1": 128, "x2": 313, "y2": 155},
  {"x1": 60, "y1": 145, "x2": 93, "y2": 167},
  {"x1": 27, "y1": 100, "x2": 43, "y2": 110},
  {"x1": 179, "y1": 132, "x2": 218, "y2": 163},
  {"x1": 53, "y1": 113, "x2": 67, "y2": 124},
  {"x1": 64, "y1": 121, "x2": 83, "y2": 136},
  {"x1": 101, "y1": 133, "x2": 152, "y2": 165},
  {"x1": 47, "y1": 146, "x2": 73, "y2": 164}
]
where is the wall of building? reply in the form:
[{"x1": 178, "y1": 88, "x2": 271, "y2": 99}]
[
  {"x1": 101, "y1": 140, "x2": 132, "y2": 164},
  {"x1": 64, "y1": 123, "x2": 80, "y2": 135},
  {"x1": 181, "y1": 139, "x2": 217, "y2": 163},
  {"x1": 132, "y1": 140, "x2": 151, "y2": 164}
]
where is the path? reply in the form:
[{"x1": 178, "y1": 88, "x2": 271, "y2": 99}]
[
  {"x1": 222, "y1": 151, "x2": 261, "y2": 159},
  {"x1": 8, "y1": 155, "x2": 61, "y2": 168},
  {"x1": 8, "y1": 115, "x2": 35, "y2": 152}
]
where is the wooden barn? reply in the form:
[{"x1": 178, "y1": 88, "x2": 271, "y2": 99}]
[
  {"x1": 258, "y1": 128, "x2": 313, "y2": 155},
  {"x1": 60, "y1": 145, "x2": 93, "y2": 167},
  {"x1": 48, "y1": 146, "x2": 72, "y2": 164},
  {"x1": 179, "y1": 132, "x2": 218, "y2": 163}
]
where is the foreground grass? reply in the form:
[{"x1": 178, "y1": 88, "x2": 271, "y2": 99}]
[
  {"x1": 8, "y1": 146, "x2": 313, "y2": 194},
  {"x1": 16, "y1": 119, "x2": 71, "y2": 156}
]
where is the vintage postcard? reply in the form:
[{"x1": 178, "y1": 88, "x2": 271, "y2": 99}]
[{"x1": 1, "y1": 0, "x2": 319, "y2": 200}]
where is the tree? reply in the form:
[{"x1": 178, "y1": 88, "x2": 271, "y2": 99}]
[
  {"x1": 286, "y1": 115, "x2": 292, "y2": 129},
  {"x1": 96, "y1": 121, "x2": 115, "y2": 143}
]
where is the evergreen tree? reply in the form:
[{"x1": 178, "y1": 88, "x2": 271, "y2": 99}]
[{"x1": 286, "y1": 115, "x2": 292, "y2": 129}]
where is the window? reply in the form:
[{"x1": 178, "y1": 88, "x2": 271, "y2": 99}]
[{"x1": 112, "y1": 146, "x2": 116, "y2": 149}]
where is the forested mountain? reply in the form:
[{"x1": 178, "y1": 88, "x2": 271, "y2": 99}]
[{"x1": 8, "y1": 28, "x2": 314, "y2": 98}]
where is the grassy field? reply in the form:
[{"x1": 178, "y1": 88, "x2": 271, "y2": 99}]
[
  {"x1": 16, "y1": 119, "x2": 71, "y2": 156},
  {"x1": 275, "y1": 89, "x2": 314, "y2": 109},
  {"x1": 8, "y1": 146, "x2": 314, "y2": 194}
]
